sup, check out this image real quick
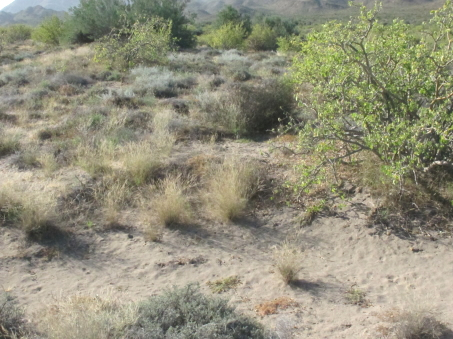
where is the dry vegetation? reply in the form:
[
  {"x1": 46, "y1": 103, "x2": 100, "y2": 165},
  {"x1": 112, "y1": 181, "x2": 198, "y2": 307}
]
[{"x1": 0, "y1": 32, "x2": 452, "y2": 339}]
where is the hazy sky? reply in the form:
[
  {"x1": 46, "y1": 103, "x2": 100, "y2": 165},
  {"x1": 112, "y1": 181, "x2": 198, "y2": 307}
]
[{"x1": 0, "y1": 0, "x2": 15, "y2": 11}]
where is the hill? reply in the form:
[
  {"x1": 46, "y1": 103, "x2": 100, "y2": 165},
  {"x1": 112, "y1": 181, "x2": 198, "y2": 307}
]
[
  {"x1": 2, "y1": 0, "x2": 78, "y2": 13},
  {"x1": 0, "y1": 5, "x2": 64, "y2": 26}
]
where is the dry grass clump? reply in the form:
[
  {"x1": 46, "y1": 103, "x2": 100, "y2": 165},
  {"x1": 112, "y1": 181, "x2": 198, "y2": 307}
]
[
  {"x1": 154, "y1": 174, "x2": 192, "y2": 227},
  {"x1": 38, "y1": 152, "x2": 60, "y2": 176},
  {"x1": 378, "y1": 306, "x2": 451, "y2": 339},
  {"x1": 38, "y1": 293, "x2": 138, "y2": 339},
  {"x1": 95, "y1": 177, "x2": 133, "y2": 227},
  {"x1": 19, "y1": 195, "x2": 58, "y2": 240},
  {"x1": 273, "y1": 241, "x2": 302, "y2": 284},
  {"x1": 76, "y1": 140, "x2": 115, "y2": 177},
  {"x1": 204, "y1": 158, "x2": 261, "y2": 221},
  {"x1": 120, "y1": 141, "x2": 162, "y2": 186},
  {"x1": 0, "y1": 130, "x2": 20, "y2": 157},
  {"x1": 0, "y1": 186, "x2": 21, "y2": 223}
]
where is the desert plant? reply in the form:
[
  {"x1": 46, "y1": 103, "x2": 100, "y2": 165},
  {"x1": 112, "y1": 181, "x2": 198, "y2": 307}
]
[
  {"x1": 201, "y1": 23, "x2": 247, "y2": 50},
  {"x1": 19, "y1": 196, "x2": 57, "y2": 240},
  {"x1": 0, "y1": 24, "x2": 32, "y2": 44},
  {"x1": 94, "y1": 16, "x2": 172, "y2": 70},
  {"x1": 124, "y1": 284, "x2": 266, "y2": 338},
  {"x1": 197, "y1": 78, "x2": 294, "y2": 136},
  {"x1": 215, "y1": 5, "x2": 252, "y2": 34},
  {"x1": 0, "y1": 187, "x2": 20, "y2": 224},
  {"x1": 32, "y1": 15, "x2": 64, "y2": 45},
  {"x1": 154, "y1": 174, "x2": 192, "y2": 227},
  {"x1": 39, "y1": 293, "x2": 138, "y2": 339},
  {"x1": 207, "y1": 276, "x2": 241, "y2": 294},
  {"x1": 246, "y1": 24, "x2": 278, "y2": 51},
  {"x1": 0, "y1": 131, "x2": 20, "y2": 157},
  {"x1": 76, "y1": 140, "x2": 115, "y2": 177},
  {"x1": 383, "y1": 306, "x2": 451, "y2": 339},
  {"x1": 273, "y1": 241, "x2": 302, "y2": 284},
  {"x1": 291, "y1": 1, "x2": 453, "y2": 190},
  {"x1": 204, "y1": 158, "x2": 260, "y2": 221},
  {"x1": 0, "y1": 293, "x2": 29, "y2": 339}
]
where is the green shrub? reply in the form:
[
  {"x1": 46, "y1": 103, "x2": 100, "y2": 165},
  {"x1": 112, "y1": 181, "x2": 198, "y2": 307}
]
[
  {"x1": 277, "y1": 35, "x2": 303, "y2": 54},
  {"x1": 0, "y1": 24, "x2": 32, "y2": 44},
  {"x1": 124, "y1": 284, "x2": 266, "y2": 338},
  {"x1": 94, "y1": 17, "x2": 172, "y2": 70},
  {"x1": 291, "y1": 1, "x2": 453, "y2": 190},
  {"x1": 200, "y1": 23, "x2": 246, "y2": 50},
  {"x1": 246, "y1": 24, "x2": 278, "y2": 51},
  {"x1": 215, "y1": 5, "x2": 252, "y2": 34},
  {"x1": 32, "y1": 16, "x2": 64, "y2": 45}
]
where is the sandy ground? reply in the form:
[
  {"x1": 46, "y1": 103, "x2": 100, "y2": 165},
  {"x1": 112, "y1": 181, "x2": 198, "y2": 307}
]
[{"x1": 1, "y1": 141, "x2": 453, "y2": 338}]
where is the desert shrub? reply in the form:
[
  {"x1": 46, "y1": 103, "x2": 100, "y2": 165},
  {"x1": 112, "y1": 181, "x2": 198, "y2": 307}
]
[
  {"x1": 154, "y1": 175, "x2": 192, "y2": 227},
  {"x1": 32, "y1": 15, "x2": 64, "y2": 45},
  {"x1": 19, "y1": 196, "x2": 57, "y2": 240},
  {"x1": 39, "y1": 293, "x2": 138, "y2": 339},
  {"x1": 124, "y1": 284, "x2": 265, "y2": 339},
  {"x1": 131, "y1": 66, "x2": 196, "y2": 98},
  {"x1": 0, "y1": 66, "x2": 34, "y2": 87},
  {"x1": 383, "y1": 306, "x2": 451, "y2": 339},
  {"x1": 94, "y1": 17, "x2": 172, "y2": 70},
  {"x1": 0, "y1": 187, "x2": 21, "y2": 224},
  {"x1": 0, "y1": 293, "x2": 29, "y2": 339},
  {"x1": 215, "y1": 5, "x2": 252, "y2": 34},
  {"x1": 277, "y1": 35, "x2": 303, "y2": 54},
  {"x1": 0, "y1": 24, "x2": 32, "y2": 44},
  {"x1": 197, "y1": 78, "x2": 294, "y2": 136},
  {"x1": 129, "y1": 0, "x2": 196, "y2": 48},
  {"x1": 246, "y1": 24, "x2": 278, "y2": 51},
  {"x1": 214, "y1": 49, "x2": 252, "y2": 67},
  {"x1": 204, "y1": 158, "x2": 261, "y2": 221},
  {"x1": 273, "y1": 241, "x2": 302, "y2": 284},
  {"x1": 200, "y1": 23, "x2": 247, "y2": 50},
  {"x1": 291, "y1": 2, "x2": 453, "y2": 191}
]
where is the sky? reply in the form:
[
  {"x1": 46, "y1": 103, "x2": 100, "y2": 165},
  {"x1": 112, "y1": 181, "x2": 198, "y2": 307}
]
[{"x1": 0, "y1": 0, "x2": 15, "y2": 11}]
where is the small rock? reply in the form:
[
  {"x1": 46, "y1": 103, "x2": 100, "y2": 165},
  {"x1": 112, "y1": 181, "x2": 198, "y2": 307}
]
[{"x1": 128, "y1": 234, "x2": 134, "y2": 239}]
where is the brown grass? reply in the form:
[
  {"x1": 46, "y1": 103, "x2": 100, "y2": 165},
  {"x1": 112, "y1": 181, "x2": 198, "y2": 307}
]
[
  {"x1": 204, "y1": 157, "x2": 261, "y2": 221},
  {"x1": 154, "y1": 174, "x2": 192, "y2": 227},
  {"x1": 38, "y1": 293, "x2": 138, "y2": 339},
  {"x1": 273, "y1": 241, "x2": 302, "y2": 284}
]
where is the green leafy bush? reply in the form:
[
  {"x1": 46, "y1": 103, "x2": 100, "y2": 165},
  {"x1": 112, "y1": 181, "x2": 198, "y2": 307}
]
[
  {"x1": 291, "y1": 1, "x2": 453, "y2": 188},
  {"x1": 246, "y1": 24, "x2": 278, "y2": 51},
  {"x1": 215, "y1": 5, "x2": 251, "y2": 34},
  {"x1": 124, "y1": 284, "x2": 266, "y2": 339},
  {"x1": 200, "y1": 23, "x2": 246, "y2": 50},
  {"x1": 32, "y1": 16, "x2": 64, "y2": 45},
  {"x1": 277, "y1": 35, "x2": 303, "y2": 54},
  {"x1": 0, "y1": 24, "x2": 32, "y2": 44},
  {"x1": 94, "y1": 17, "x2": 172, "y2": 70}
]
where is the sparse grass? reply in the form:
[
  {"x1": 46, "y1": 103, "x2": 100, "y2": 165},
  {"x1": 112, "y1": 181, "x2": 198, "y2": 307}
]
[
  {"x1": 345, "y1": 285, "x2": 369, "y2": 307},
  {"x1": 204, "y1": 158, "x2": 261, "y2": 221},
  {"x1": 154, "y1": 174, "x2": 192, "y2": 227},
  {"x1": 207, "y1": 276, "x2": 241, "y2": 294},
  {"x1": 38, "y1": 293, "x2": 138, "y2": 339},
  {"x1": 273, "y1": 241, "x2": 302, "y2": 284}
]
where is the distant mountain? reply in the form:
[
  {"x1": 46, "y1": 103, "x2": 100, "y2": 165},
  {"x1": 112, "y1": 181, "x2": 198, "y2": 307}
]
[
  {"x1": 0, "y1": 0, "x2": 445, "y2": 24},
  {"x1": 2, "y1": 0, "x2": 78, "y2": 13},
  {"x1": 0, "y1": 5, "x2": 64, "y2": 26}
]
